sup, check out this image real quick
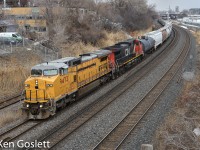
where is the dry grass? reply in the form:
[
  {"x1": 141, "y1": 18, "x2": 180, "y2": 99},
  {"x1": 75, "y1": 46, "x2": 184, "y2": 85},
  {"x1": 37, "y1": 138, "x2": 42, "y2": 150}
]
[
  {"x1": 154, "y1": 79, "x2": 200, "y2": 149},
  {"x1": 194, "y1": 31, "x2": 200, "y2": 44},
  {"x1": 153, "y1": 30, "x2": 200, "y2": 149},
  {"x1": 97, "y1": 31, "x2": 129, "y2": 47},
  {"x1": 0, "y1": 67, "x2": 28, "y2": 100},
  {"x1": 0, "y1": 51, "x2": 42, "y2": 100},
  {"x1": 60, "y1": 42, "x2": 98, "y2": 57},
  {"x1": 60, "y1": 30, "x2": 129, "y2": 57},
  {"x1": 129, "y1": 27, "x2": 152, "y2": 38}
]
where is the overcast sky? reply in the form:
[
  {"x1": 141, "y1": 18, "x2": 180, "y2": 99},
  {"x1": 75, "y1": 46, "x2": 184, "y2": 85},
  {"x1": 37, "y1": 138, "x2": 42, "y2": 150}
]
[{"x1": 147, "y1": 0, "x2": 200, "y2": 11}]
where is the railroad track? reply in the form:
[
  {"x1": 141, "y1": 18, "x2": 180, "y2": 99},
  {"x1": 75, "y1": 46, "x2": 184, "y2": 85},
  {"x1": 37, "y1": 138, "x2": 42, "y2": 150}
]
[
  {"x1": 0, "y1": 120, "x2": 41, "y2": 143},
  {"x1": 0, "y1": 95, "x2": 22, "y2": 110},
  {"x1": 33, "y1": 27, "x2": 180, "y2": 149},
  {"x1": 92, "y1": 26, "x2": 191, "y2": 150}
]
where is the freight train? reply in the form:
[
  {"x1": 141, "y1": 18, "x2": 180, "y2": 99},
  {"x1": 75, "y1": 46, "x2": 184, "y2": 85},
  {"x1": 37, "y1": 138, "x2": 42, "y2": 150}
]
[{"x1": 22, "y1": 21, "x2": 172, "y2": 119}]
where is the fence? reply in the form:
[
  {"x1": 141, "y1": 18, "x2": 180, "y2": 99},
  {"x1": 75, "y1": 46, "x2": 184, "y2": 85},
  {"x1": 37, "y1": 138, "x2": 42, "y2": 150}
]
[{"x1": 0, "y1": 37, "x2": 59, "y2": 62}]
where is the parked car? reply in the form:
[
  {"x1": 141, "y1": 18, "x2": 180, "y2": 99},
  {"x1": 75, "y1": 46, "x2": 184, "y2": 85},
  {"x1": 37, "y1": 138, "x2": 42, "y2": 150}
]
[{"x1": 0, "y1": 32, "x2": 22, "y2": 44}]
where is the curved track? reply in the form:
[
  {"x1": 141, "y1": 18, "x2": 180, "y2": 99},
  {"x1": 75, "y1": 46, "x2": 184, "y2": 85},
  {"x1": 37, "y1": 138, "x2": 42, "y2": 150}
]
[
  {"x1": 34, "y1": 27, "x2": 182, "y2": 149},
  {"x1": 92, "y1": 26, "x2": 191, "y2": 150}
]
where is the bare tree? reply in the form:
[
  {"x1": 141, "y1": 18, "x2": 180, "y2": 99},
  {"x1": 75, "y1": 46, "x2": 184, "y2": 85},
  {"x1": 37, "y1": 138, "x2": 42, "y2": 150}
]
[
  {"x1": 42, "y1": 0, "x2": 156, "y2": 48},
  {"x1": 97, "y1": 0, "x2": 157, "y2": 31}
]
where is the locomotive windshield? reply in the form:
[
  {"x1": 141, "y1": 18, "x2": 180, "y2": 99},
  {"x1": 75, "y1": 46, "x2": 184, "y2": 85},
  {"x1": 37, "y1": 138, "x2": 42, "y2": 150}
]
[
  {"x1": 31, "y1": 69, "x2": 42, "y2": 76},
  {"x1": 43, "y1": 69, "x2": 58, "y2": 76}
]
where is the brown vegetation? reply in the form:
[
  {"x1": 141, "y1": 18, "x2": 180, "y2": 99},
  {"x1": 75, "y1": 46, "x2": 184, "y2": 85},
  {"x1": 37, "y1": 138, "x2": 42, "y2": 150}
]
[
  {"x1": 0, "y1": 51, "x2": 42, "y2": 100},
  {"x1": 43, "y1": 0, "x2": 157, "y2": 48},
  {"x1": 194, "y1": 31, "x2": 200, "y2": 44},
  {"x1": 153, "y1": 30, "x2": 200, "y2": 149},
  {"x1": 61, "y1": 31, "x2": 128, "y2": 57},
  {"x1": 97, "y1": 0, "x2": 157, "y2": 31}
]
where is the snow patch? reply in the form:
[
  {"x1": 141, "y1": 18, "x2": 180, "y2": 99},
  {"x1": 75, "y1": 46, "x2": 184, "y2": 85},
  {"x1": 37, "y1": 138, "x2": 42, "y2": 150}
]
[
  {"x1": 182, "y1": 71, "x2": 195, "y2": 81},
  {"x1": 193, "y1": 128, "x2": 200, "y2": 136}
]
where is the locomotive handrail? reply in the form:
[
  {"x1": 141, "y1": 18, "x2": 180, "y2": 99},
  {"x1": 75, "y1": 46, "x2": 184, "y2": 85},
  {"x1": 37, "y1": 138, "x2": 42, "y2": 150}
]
[{"x1": 20, "y1": 90, "x2": 25, "y2": 102}]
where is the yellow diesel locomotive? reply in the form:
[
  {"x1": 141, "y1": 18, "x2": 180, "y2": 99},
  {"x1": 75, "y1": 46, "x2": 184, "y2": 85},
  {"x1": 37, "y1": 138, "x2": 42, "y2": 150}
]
[{"x1": 22, "y1": 50, "x2": 112, "y2": 119}]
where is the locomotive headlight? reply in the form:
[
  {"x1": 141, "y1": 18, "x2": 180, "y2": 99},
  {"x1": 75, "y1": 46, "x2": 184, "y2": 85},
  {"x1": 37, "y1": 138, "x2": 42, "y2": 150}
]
[
  {"x1": 46, "y1": 84, "x2": 53, "y2": 87},
  {"x1": 26, "y1": 104, "x2": 30, "y2": 108},
  {"x1": 25, "y1": 84, "x2": 30, "y2": 87},
  {"x1": 35, "y1": 80, "x2": 38, "y2": 85},
  {"x1": 40, "y1": 104, "x2": 43, "y2": 108}
]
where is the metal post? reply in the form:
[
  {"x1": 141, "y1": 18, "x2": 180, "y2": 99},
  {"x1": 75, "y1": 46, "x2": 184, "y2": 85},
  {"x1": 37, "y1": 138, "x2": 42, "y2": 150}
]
[
  {"x1": 141, "y1": 144, "x2": 153, "y2": 150},
  {"x1": 3, "y1": 37, "x2": 5, "y2": 50},
  {"x1": 3, "y1": 0, "x2": 6, "y2": 8}
]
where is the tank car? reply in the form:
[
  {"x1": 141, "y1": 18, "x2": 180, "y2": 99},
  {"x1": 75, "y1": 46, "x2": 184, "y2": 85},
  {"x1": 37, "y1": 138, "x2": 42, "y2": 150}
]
[{"x1": 139, "y1": 36, "x2": 155, "y2": 54}]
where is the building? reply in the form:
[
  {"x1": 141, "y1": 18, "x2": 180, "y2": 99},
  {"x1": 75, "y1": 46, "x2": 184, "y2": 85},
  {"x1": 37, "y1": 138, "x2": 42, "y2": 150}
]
[
  {"x1": 0, "y1": 20, "x2": 18, "y2": 32},
  {"x1": 175, "y1": 6, "x2": 179, "y2": 13},
  {"x1": 3, "y1": 7, "x2": 46, "y2": 32},
  {"x1": 0, "y1": 0, "x2": 97, "y2": 32},
  {"x1": 0, "y1": 0, "x2": 30, "y2": 7},
  {"x1": 189, "y1": 8, "x2": 200, "y2": 15}
]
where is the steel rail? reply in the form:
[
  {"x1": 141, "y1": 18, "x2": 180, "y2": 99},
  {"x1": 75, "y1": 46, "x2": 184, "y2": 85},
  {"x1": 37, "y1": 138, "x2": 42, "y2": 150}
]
[{"x1": 0, "y1": 95, "x2": 22, "y2": 110}]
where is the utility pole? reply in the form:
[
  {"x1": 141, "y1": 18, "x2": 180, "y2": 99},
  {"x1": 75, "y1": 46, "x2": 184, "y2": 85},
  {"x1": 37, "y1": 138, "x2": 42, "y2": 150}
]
[{"x1": 3, "y1": 0, "x2": 6, "y2": 8}]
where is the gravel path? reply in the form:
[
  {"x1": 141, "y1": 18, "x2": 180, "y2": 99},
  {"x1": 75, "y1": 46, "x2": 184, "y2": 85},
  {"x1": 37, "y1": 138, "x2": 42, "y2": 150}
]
[{"x1": 52, "y1": 27, "x2": 190, "y2": 150}]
